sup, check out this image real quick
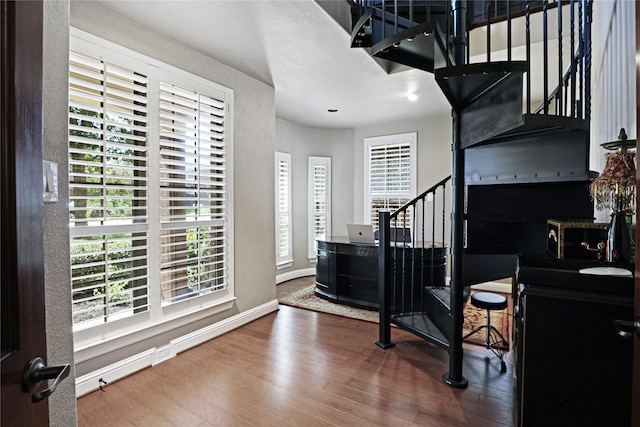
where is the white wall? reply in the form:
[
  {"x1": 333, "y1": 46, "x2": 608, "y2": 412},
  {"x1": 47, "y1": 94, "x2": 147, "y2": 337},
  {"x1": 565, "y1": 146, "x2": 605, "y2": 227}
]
[
  {"x1": 275, "y1": 118, "x2": 354, "y2": 277},
  {"x1": 353, "y1": 115, "x2": 453, "y2": 223},
  {"x1": 591, "y1": 0, "x2": 636, "y2": 222},
  {"x1": 274, "y1": 114, "x2": 453, "y2": 282}
]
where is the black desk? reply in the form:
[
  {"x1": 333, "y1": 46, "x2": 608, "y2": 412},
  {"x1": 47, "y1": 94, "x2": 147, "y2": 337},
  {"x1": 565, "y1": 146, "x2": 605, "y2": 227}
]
[{"x1": 315, "y1": 237, "x2": 446, "y2": 310}]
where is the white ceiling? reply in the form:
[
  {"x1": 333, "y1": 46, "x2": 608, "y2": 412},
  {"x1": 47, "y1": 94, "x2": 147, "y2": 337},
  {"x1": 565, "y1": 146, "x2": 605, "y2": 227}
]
[{"x1": 84, "y1": 0, "x2": 451, "y2": 128}]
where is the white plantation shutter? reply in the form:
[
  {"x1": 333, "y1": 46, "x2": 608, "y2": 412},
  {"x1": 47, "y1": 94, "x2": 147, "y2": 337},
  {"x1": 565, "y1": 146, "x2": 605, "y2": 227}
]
[
  {"x1": 365, "y1": 133, "x2": 416, "y2": 229},
  {"x1": 68, "y1": 50, "x2": 150, "y2": 326},
  {"x1": 159, "y1": 82, "x2": 228, "y2": 304},
  {"x1": 308, "y1": 157, "x2": 331, "y2": 260},
  {"x1": 275, "y1": 152, "x2": 293, "y2": 266}
]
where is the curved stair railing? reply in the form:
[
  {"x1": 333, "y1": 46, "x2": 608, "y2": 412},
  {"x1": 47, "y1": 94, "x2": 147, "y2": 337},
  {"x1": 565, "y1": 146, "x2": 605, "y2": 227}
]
[
  {"x1": 376, "y1": 176, "x2": 452, "y2": 350},
  {"x1": 351, "y1": 0, "x2": 592, "y2": 134},
  {"x1": 350, "y1": 0, "x2": 594, "y2": 388}
]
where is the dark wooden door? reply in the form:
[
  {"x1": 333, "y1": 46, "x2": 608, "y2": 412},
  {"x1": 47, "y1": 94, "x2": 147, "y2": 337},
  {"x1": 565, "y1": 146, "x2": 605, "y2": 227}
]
[
  {"x1": 1, "y1": 1, "x2": 52, "y2": 425},
  {"x1": 634, "y1": 7, "x2": 640, "y2": 426}
]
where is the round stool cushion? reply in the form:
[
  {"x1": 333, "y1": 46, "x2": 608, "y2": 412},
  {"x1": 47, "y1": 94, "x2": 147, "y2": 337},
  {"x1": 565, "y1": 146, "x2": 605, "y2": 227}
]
[{"x1": 470, "y1": 292, "x2": 507, "y2": 311}]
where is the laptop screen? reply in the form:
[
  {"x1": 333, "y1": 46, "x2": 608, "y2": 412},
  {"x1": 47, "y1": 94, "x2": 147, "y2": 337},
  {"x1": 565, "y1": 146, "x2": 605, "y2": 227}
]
[{"x1": 346, "y1": 224, "x2": 376, "y2": 244}]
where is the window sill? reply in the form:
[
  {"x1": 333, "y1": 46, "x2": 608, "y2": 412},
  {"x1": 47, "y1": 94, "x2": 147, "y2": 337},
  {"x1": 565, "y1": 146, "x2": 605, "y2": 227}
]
[{"x1": 276, "y1": 260, "x2": 293, "y2": 271}]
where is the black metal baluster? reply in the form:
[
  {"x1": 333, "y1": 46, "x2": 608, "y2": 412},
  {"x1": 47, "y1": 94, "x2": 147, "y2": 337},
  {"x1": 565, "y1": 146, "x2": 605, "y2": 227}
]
[
  {"x1": 578, "y1": 0, "x2": 583, "y2": 118},
  {"x1": 441, "y1": 181, "x2": 445, "y2": 271},
  {"x1": 420, "y1": 196, "x2": 425, "y2": 310},
  {"x1": 585, "y1": 0, "x2": 591, "y2": 122},
  {"x1": 382, "y1": 0, "x2": 386, "y2": 40},
  {"x1": 447, "y1": 0, "x2": 452, "y2": 66},
  {"x1": 558, "y1": 0, "x2": 563, "y2": 116},
  {"x1": 526, "y1": 1, "x2": 531, "y2": 114},
  {"x1": 570, "y1": 0, "x2": 576, "y2": 118},
  {"x1": 543, "y1": 0, "x2": 548, "y2": 114},
  {"x1": 431, "y1": 188, "x2": 436, "y2": 288},
  {"x1": 487, "y1": 0, "x2": 491, "y2": 62},
  {"x1": 409, "y1": 0, "x2": 413, "y2": 28},
  {"x1": 564, "y1": 76, "x2": 569, "y2": 115},
  {"x1": 507, "y1": 0, "x2": 512, "y2": 61},
  {"x1": 394, "y1": 0, "x2": 398, "y2": 34}
]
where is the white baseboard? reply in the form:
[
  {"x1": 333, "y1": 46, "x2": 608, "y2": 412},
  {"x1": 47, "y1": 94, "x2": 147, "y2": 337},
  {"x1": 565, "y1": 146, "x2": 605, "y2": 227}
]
[
  {"x1": 75, "y1": 299, "x2": 279, "y2": 397},
  {"x1": 75, "y1": 349, "x2": 155, "y2": 398},
  {"x1": 276, "y1": 268, "x2": 315, "y2": 284},
  {"x1": 171, "y1": 300, "x2": 279, "y2": 354}
]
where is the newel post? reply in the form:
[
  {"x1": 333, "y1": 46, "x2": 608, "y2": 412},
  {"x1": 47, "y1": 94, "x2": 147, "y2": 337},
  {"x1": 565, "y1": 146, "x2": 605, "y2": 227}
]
[{"x1": 376, "y1": 211, "x2": 395, "y2": 349}]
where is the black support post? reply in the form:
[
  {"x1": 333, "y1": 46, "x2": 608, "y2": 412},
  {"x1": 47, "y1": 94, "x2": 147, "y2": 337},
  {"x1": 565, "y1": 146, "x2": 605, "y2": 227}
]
[{"x1": 443, "y1": 0, "x2": 468, "y2": 389}]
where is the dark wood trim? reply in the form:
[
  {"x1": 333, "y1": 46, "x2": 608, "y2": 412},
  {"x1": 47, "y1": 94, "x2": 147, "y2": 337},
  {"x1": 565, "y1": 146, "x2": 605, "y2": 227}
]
[
  {"x1": 634, "y1": 5, "x2": 640, "y2": 426},
  {"x1": 1, "y1": 1, "x2": 48, "y2": 424}
]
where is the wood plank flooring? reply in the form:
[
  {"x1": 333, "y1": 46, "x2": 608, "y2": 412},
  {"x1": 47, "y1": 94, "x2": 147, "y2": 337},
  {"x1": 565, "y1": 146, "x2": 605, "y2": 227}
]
[{"x1": 77, "y1": 278, "x2": 516, "y2": 426}]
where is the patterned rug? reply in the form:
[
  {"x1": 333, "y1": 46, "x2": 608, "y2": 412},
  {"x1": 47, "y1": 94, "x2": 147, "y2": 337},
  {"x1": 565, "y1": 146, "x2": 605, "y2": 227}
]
[
  {"x1": 278, "y1": 285, "x2": 379, "y2": 323},
  {"x1": 278, "y1": 285, "x2": 510, "y2": 350}
]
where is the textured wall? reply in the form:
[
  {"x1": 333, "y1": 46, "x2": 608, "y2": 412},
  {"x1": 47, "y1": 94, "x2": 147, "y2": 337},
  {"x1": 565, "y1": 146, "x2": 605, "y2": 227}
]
[{"x1": 43, "y1": 1, "x2": 78, "y2": 425}]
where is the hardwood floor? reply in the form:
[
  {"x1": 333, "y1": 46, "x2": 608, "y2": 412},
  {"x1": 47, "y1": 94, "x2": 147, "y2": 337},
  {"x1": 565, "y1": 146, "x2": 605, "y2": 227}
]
[{"x1": 77, "y1": 278, "x2": 516, "y2": 426}]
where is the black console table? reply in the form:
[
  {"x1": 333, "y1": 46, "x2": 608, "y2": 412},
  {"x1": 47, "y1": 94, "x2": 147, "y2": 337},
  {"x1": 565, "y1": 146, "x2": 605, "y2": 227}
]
[
  {"x1": 514, "y1": 255, "x2": 634, "y2": 426},
  {"x1": 315, "y1": 237, "x2": 446, "y2": 310}
]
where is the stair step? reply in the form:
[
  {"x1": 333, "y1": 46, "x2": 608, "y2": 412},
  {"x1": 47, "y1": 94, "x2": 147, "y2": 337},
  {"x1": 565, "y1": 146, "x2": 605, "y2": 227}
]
[
  {"x1": 435, "y1": 61, "x2": 528, "y2": 111},
  {"x1": 351, "y1": 7, "x2": 416, "y2": 49},
  {"x1": 422, "y1": 286, "x2": 452, "y2": 341},
  {"x1": 464, "y1": 124, "x2": 591, "y2": 185},
  {"x1": 467, "y1": 113, "x2": 589, "y2": 147},
  {"x1": 371, "y1": 21, "x2": 441, "y2": 73},
  {"x1": 350, "y1": 9, "x2": 373, "y2": 48},
  {"x1": 392, "y1": 312, "x2": 449, "y2": 349}
]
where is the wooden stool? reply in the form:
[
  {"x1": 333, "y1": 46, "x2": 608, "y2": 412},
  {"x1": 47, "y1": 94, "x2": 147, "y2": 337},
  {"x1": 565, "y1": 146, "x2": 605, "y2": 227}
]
[{"x1": 463, "y1": 292, "x2": 508, "y2": 373}]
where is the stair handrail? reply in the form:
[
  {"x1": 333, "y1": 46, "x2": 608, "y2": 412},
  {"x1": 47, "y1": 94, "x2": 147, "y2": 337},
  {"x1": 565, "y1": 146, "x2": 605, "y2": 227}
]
[{"x1": 390, "y1": 175, "x2": 451, "y2": 221}]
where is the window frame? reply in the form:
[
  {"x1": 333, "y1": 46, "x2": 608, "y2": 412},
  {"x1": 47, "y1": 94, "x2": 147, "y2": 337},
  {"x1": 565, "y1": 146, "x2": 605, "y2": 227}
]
[
  {"x1": 275, "y1": 151, "x2": 293, "y2": 268},
  {"x1": 363, "y1": 132, "x2": 417, "y2": 229},
  {"x1": 70, "y1": 29, "x2": 235, "y2": 349},
  {"x1": 308, "y1": 156, "x2": 332, "y2": 261}
]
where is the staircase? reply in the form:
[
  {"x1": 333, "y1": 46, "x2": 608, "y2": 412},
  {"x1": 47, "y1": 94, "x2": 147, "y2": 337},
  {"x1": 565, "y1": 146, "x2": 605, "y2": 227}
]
[{"x1": 350, "y1": 0, "x2": 594, "y2": 388}]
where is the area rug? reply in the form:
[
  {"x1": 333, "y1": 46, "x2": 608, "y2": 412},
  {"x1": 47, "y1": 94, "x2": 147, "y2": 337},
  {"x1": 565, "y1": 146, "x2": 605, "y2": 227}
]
[
  {"x1": 278, "y1": 285, "x2": 510, "y2": 350},
  {"x1": 278, "y1": 285, "x2": 379, "y2": 323}
]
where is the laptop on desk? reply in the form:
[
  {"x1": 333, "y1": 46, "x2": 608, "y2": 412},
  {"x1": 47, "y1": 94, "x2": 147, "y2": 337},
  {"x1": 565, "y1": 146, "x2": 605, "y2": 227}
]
[{"x1": 346, "y1": 224, "x2": 376, "y2": 244}]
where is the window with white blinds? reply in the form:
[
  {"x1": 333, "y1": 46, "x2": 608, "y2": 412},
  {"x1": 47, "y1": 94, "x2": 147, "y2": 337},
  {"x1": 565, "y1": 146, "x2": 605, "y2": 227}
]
[
  {"x1": 69, "y1": 50, "x2": 150, "y2": 327},
  {"x1": 159, "y1": 82, "x2": 228, "y2": 304},
  {"x1": 308, "y1": 157, "x2": 331, "y2": 260},
  {"x1": 364, "y1": 133, "x2": 417, "y2": 230},
  {"x1": 69, "y1": 31, "x2": 233, "y2": 340},
  {"x1": 275, "y1": 152, "x2": 293, "y2": 267}
]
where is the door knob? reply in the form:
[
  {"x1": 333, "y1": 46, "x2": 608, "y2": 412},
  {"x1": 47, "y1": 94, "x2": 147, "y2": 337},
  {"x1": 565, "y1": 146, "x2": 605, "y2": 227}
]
[
  {"x1": 613, "y1": 317, "x2": 640, "y2": 340},
  {"x1": 22, "y1": 357, "x2": 71, "y2": 403}
]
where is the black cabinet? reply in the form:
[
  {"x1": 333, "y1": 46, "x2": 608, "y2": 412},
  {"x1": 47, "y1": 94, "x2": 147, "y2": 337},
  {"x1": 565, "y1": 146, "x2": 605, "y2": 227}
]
[{"x1": 514, "y1": 255, "x2": 634, "y2": 427}]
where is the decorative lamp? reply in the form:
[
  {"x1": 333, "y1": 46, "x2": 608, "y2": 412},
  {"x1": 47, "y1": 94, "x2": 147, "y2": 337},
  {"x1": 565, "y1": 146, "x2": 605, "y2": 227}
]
[{"x1": 589, "y1": 128, "x2": 636, "y2": 264}]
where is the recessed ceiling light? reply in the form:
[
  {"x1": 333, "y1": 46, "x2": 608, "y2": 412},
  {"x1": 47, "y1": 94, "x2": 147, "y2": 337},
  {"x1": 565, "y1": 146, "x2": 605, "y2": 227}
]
[
  {"x1": 327, "y1": 109, "x2": 338, "y2": 113},
  {"x1": 407, "y1": 91, "x2": 421, "y2": 101}
]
